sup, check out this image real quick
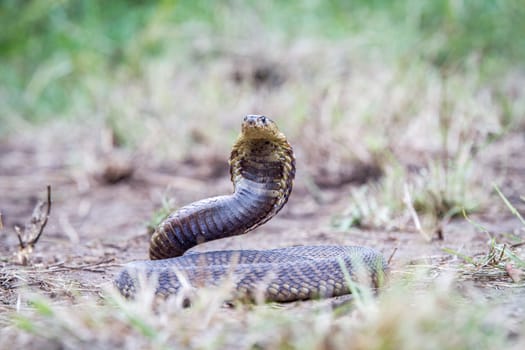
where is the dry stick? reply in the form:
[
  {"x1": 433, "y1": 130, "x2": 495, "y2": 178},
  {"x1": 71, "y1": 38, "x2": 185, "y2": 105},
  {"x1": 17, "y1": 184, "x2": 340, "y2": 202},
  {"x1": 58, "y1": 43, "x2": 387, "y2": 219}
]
[
  {"x1": 54, "y1": 258, "x2": 116, "y2": 270},
  {"x1": 510, "y1": 241, "x2": 525, "y2": 248},
  {"x1": 13, "y1": 186, "x2": 52, "y2": 265},
  {"x1": 29, "y1": 185, "x2": 52, "y2": 247},
  {"x1": 387, "y1": 247, "x2": 398, "y2": 265},
  {"x1": 14, "y1": 225, "x2": 26, "y2": 250},
  {"x1": 403, "y1": 183, "x2": 431, "y2": 241}
]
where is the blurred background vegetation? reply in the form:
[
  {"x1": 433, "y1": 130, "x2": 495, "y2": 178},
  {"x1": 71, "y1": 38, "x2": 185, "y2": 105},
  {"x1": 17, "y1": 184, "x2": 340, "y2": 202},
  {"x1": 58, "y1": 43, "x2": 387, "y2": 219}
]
[
  {"x1": 2, "y1": 0, "x2": 525, "y2": 226},
  {"x1": 1, "y1": 0, "x2": 524, "y2": 128}
]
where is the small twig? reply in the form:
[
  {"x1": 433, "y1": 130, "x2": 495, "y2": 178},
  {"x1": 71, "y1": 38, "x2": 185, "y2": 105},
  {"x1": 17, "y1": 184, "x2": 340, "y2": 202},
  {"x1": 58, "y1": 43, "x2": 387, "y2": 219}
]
[
  {"x1": 47, "y1": 267, "x2": 107, "y2": 274},
  {"x1": 0, "y1": 212, "x2": 3, "y2": 231},
  {"x1": 403, "y1": 183, "x2": 431, "y2": 241},
  {"x1": 14, "y1": 226, "x2": 25, "y2": 249},
  {"x1": 58, "y1": 258, "x2": 116, "y2": 271},
  {"x1": 387, "y1": 247, "x2": 398, "y2": 265},
  {"x1": 510, "y1": 241, "x2": 525, "y2": 248},
  {"x1": 12, "y1": 185, "x2": 53, "y2": 265},
  {"x1": 29, "y1": 185, "x2": 52, "y2": 247}
]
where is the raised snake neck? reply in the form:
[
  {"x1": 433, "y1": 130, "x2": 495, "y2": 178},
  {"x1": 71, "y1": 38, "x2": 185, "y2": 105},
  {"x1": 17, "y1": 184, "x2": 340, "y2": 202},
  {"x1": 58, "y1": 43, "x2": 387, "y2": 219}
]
[
  {"x1": 115, "y1": 115, "x2": 387, "y2": 302},
  {"x1": 148, "y1": 115, "x2": 295, "y2": 260}
]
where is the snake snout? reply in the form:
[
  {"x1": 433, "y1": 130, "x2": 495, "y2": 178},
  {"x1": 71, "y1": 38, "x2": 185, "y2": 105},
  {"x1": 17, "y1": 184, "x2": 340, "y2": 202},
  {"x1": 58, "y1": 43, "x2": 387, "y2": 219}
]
[{"x1": 243, "y1": 115, "x2": 271, "y2": 127}]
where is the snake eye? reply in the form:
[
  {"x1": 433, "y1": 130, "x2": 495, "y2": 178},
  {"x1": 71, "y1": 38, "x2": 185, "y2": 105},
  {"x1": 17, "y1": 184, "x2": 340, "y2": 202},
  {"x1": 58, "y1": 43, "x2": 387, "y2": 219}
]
[{"x1": 260, "y1": 116, "x2": 267, "y2": 124}]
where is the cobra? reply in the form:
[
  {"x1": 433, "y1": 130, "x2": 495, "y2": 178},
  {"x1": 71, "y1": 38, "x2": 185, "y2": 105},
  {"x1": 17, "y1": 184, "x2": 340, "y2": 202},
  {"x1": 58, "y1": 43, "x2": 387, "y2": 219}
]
[{"x1": 115, "y1": 115, "x2": 387, "y2": 302}]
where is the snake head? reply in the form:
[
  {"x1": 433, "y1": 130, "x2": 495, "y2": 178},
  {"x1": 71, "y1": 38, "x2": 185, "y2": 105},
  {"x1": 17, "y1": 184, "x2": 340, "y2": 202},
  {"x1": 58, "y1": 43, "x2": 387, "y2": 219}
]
[{"x1": 241, "y1": 115, "x2": 286, "y2": 141}]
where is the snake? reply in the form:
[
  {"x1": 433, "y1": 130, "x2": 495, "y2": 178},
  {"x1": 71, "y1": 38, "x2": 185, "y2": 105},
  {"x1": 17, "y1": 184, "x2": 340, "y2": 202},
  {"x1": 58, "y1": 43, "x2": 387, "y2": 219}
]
[{"x1": 115, "y1": 115, "x2": 387, "y2": 302}]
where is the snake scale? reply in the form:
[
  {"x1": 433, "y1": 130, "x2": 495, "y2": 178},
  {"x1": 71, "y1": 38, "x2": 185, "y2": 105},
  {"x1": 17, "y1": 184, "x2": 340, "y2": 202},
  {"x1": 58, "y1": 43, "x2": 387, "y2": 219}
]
[{"x1": 115, "y1": 115, "x2": 387, "y2": 302}]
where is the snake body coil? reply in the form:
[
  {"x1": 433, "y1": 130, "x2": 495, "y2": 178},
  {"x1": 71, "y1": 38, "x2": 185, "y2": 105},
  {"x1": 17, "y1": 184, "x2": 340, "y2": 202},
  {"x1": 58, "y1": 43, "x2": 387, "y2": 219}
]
[{"x1": 115, "y1": 115, "x2": 387, "y2": 302}]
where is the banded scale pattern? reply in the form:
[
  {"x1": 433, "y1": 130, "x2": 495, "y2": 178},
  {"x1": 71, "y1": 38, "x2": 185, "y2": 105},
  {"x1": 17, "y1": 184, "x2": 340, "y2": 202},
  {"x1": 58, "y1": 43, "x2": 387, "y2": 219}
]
[
  {"x1": 115, "y1": 115, "x2": 387, "y2": 302},
  {"x1": 116, "y1": 246, "x2": 386, "y2": 302}
]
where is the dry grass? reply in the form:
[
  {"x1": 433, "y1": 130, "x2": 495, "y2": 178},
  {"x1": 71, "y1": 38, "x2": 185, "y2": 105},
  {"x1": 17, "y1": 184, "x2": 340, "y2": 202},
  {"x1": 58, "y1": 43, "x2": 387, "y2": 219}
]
[{"x1": 1, "y1": 268, "x2": 523, "y2": 350}]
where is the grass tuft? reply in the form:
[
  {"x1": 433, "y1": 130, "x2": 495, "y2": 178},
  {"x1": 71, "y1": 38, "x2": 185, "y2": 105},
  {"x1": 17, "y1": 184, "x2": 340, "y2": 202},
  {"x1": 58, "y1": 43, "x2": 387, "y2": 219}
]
[
  {"x1": 445, "y1": 187, "x2": 525, "y2": 283},
  {"x1": 3, "y1": 272, "x2": 520, "y2": 349}
]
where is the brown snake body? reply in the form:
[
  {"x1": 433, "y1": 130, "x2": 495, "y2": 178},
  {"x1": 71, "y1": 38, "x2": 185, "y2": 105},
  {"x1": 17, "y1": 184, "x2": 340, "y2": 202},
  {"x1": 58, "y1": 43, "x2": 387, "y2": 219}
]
[{"x1": 115, "y1": 115, "x2": 387, "y2": 302}]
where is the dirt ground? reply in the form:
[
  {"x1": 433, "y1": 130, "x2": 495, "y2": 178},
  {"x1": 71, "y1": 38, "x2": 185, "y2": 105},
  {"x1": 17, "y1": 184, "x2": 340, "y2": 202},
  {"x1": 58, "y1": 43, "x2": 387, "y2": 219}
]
[{"x1": 1, "y1": 123, "x2": 524, "y2": 334}]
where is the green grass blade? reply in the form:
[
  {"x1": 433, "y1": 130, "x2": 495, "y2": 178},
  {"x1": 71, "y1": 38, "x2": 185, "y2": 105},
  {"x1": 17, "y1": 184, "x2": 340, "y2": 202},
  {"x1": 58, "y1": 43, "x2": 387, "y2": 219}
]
[
  {"x1": 442, "y1": 247, "x2": 476, "y2": 265},
  {"x1": 493, "y1": 184, "x2": 525, "y2": 226}
]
